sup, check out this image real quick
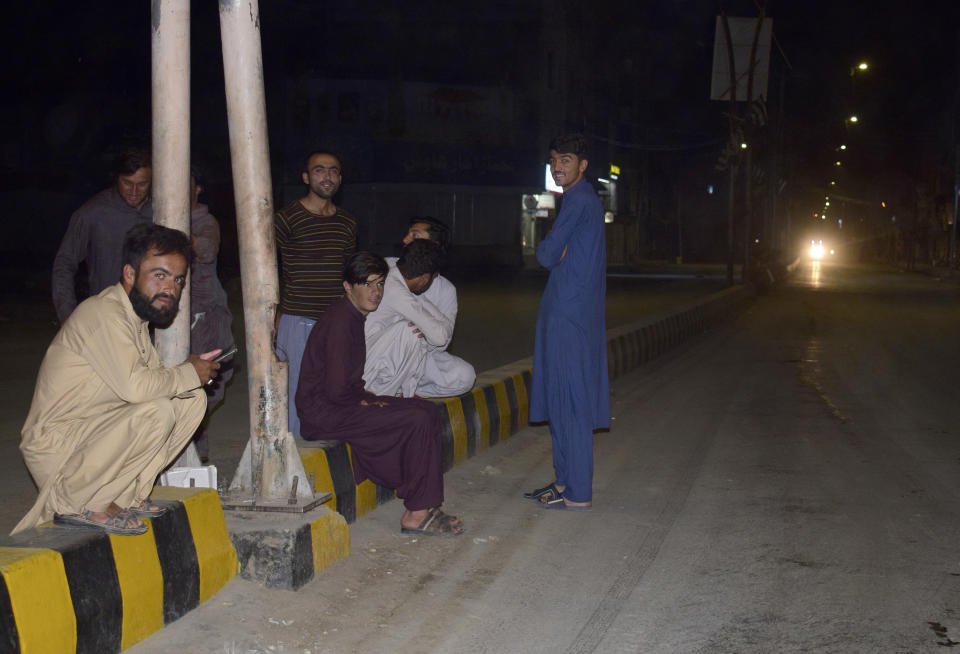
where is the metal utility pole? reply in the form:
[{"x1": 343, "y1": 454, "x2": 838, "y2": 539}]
[
  {"x1": 951, "y1": 144, "x2": 959, "y2": 273},
  {"x1": 721, "y1": 12, "x2": 738, "y2": 286},
  {"x1": 743, "y1": 5, "x2": 765, "y2": 282},
  {"x1": 152, "y1": 0, "x2": 201, "y2": 466},
  {"x1": 218, "y1": 0, "x2": 319, "y2": 508}
]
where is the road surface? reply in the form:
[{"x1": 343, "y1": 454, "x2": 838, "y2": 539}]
[
  {"x1": 0, "y1": 269, "x2": 724, "y2": 535},
  {"x1": 127, "y1": 261, "x2": 960, "y2": 652}
]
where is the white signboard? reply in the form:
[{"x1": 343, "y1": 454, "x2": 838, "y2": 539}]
[{"x1": 711, "y1": 16, "x2": 772, "y2": 102}]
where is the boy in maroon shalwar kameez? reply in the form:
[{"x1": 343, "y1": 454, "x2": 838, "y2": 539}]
[{"x1": 296, "y1": 251, "x2": 463, "y2": 536}]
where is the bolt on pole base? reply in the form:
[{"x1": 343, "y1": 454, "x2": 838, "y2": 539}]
[
  {"x1": 220, "y1": 489, "x2": 332, "y2": 514},
  {"x1": 226, "y1": 431, "x2": 325, "y2": 513}
]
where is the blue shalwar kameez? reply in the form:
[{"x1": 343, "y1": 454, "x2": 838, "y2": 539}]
[{"x1": 529, "y1": 178, "x2": 610, "y2": 503}]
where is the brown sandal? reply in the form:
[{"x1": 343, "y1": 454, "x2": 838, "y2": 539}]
[
  {"x1": 130, "y1": 499, "x2": 167, "y2": 518},
  {"x1": 53, "y1": 510, "x2": 148, "y2": 535},
  {"x1": 401, "y1": 507, "x2": 464, "y2": 537}
]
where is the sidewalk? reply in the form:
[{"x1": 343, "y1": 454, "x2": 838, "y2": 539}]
[
  {"x1": 0, "y1": 265, "x2": 729, "y2": 536},
  {"x1": 0, "y1": 265, "x2": 746, "y2": 653}
]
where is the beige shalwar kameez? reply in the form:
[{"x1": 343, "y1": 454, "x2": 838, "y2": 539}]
[{"x1": 12, "y1": 283, "x2": 206, "y2": 534}]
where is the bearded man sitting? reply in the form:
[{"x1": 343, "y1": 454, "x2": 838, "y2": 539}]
[{"x1": 12, "y1": 223, "x2": 222, "y2": 535}]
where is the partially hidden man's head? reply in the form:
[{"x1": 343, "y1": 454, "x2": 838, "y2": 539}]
[
  {"x1": 121, "y1": 223, "x2": 191, "y2": 326},
  {"x1": 112, "y1": 147, "x2": 152, "y2": 210},
  {"x1": 301, "y1": 150, "x2": 342, "y2": 201},
  {"x1": 548, "y1": 133, "x2": 588, "y2": 192},
  {"x1": 402, "y1": 216, "x2": 450, "y2": 253},
  {"x1": 397, "y1": 239, "x2": 443, "y2": 296},
  {"x1": 343, "y1": 251, "x2": 388, "y2": 315},
  {"x1": 190, "y1": 164, "x2": 205, "y2": 209}
]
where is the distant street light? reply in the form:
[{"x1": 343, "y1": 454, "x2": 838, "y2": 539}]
[
  {"x1": 740, "y1": 142, "x2": 748, "y2": 150},
  {"x1": 847, "y1": 115, "x2": 859, "y2": 123},
  {"x1": 849, "y1": 61, "x2": 870, "y2": 78},
  {"x1": 839, "y1": 144, "x2": 847, "y2": 150},
  {"x1": 834, "y1": 161, "x2": 842, "y2": 166}
]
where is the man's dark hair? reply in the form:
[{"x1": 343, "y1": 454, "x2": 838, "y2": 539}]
[
  {"x1": 549, "y1": 133, "x2": 589, "y2": 160},
  {"x1": 122, "y1": 222, "x2": 191, "y2": 272},
  {"x1": 190, "y1": 163, "x2": 206, "y2": 190},
  {"x1": 344, "y1": 251, "x2": 388, "y2": 285},
  {"x1": 303, "y1": 150, "x2": 341, "y2": 174},
  {"x1": 112, "y1": 147, "x2": 152, "y2": 178},
  {"x1": 397, "y1": 239, "x2": 443, "y2": 280},
  {"x1": 409, "y1": 216, "x2": 451, "y2": 252}
]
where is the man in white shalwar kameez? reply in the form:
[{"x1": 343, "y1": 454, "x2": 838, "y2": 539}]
[
  {"x1": 13, "y1": 223, "x2": 222, "y2": 535},
  {"x1": 364, "y1": 237, "x2": 475, "y2": 398}
]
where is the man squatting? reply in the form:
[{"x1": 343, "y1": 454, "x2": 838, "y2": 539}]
[{"x1": 15, "y1": 223, "x2": 221, "y2": 535}]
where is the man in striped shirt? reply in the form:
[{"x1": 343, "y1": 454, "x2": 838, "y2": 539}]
[{"x1": 274, "y1": 151, "x2": 359, "y2": 439}]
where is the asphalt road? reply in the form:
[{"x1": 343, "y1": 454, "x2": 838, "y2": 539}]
[
  {"x1": 0, "y1": 268, "x2": 725, "y2": 535},
  {"x1": 125, "y1": 260, "x2": 960, "y2": 653}
]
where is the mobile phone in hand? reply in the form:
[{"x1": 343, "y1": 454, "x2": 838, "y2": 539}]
[{"x1": 212, "y1": 345, "x2": 238, "y2": 363}]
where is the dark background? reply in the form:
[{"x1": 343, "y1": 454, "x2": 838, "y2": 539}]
[{"x1": 0, "y1": 1, "x2": 957, "y2": 288}]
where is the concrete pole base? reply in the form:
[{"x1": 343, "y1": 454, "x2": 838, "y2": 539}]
[
  {"x1": 226, "y1": 506, "x2": 349, "y2": 590},
  {"x1": 172, "y1": 441, "x2": 203, "y2": 469},
  {"x1": 226, "y1": 431, "x2": 322, "y2": 510}
]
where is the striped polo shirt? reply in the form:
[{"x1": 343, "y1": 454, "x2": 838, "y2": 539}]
[{"x1": 275, "y1": 200, "x2": 358, "y2": 320}]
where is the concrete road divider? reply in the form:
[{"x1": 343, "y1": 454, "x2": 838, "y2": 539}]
[
  {"x1": 0, "y1": 487, "x2": 236, "y2": 653},
  {"x1": 0, "y1": 284, "x2": 752, "y2": 647},
  {"x1": 299, "y1": 284, "x2": 752, "y2": 522}
]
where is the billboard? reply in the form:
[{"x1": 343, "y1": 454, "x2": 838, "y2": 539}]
[{"x1": 710, "y1": 16, "x2": 772, "y2": 102}]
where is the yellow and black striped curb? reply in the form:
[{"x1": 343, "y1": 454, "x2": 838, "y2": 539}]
[
  {"x1": 300, "y1": 284, "x2": 752, "y2": 522},
  {"x1": 606, "y1": 285, "x2": 751, "y2": 379},
  {"x1": 0, "y1": 487, "x2": 236, "y2": 654},
  {"x1": 227, "y1": 506, "x2": 349, "y2": 590}
]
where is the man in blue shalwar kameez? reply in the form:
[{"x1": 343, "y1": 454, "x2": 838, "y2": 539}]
[{"x1": 526, "y1": 133, "x2": 610, "y2": 511}]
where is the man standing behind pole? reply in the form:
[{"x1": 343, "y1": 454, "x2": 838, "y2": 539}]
[
  {"x1": 274, "y1": 151, "x2": 358, "y2": 439},
  {"x1": 188, "y1": 167, "x2": 235, "y2": 462},
  {"x1": 51, "y1": 146, "x2": 153, "y2": 322},
  {"x1": 525, "y1": 133, "x2": 609, "y2": 511}
]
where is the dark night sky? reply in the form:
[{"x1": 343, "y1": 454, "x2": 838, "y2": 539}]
[{"x1": 1, "y1": 1, "x2": 957, "y2": 266}]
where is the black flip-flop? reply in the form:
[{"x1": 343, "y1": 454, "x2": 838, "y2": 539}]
[
  {"x1": 523, "y1": 482, "x2": 561, "y2": 501},
  {"x1": 538, "y1": 498, "x2": 592, "y2": 512}
]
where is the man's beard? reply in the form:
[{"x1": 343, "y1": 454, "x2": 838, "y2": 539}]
[
  {"x1": 310, "y1": 181, "x2": 338, "y2": 200},
  {"x1": 129, "y1": 285, "x2": 179, "y2": 326}
]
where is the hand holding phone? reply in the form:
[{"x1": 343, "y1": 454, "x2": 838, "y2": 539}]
[{"x1": 212, "y1": 345, "x2": 238, "y2": 364}]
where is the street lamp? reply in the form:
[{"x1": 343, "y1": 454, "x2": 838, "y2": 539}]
[{"x1": 847, "y1": 115, "x2": 859, "y2": 123}]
